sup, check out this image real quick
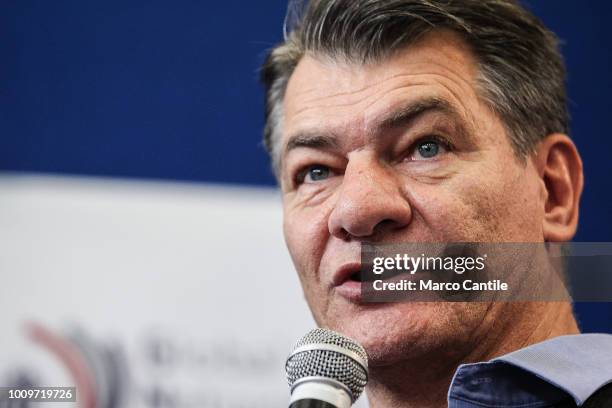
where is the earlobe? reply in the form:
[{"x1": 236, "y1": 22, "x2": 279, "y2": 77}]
[{"x1": 535, "y1": 134, "x2": 584, "y2": 241}]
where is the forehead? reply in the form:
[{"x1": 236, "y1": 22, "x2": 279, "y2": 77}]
[{"x1": 282, "y1": 30, "x2": 483, "y2": 149}]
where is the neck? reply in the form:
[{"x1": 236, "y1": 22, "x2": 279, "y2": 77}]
[{"x1": 365, "y1": 302, "x2": 579, "y2": 408}]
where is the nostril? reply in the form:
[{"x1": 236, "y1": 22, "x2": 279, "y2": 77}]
[
  {"x1": 377, "y1": 219, "x2": 403, "y2": 231},
  {"x1": 339, "y1": 228, "x2": 352, "y2": 241}
]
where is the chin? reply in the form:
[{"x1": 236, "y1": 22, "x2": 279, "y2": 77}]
[{"x1": 323, "y1": 301, "x2": 454, "y2": 366}]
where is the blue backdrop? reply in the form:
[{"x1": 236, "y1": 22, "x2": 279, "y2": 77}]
[{"x1": 1, "y1": 1, "x2": 611, "y2": 331}]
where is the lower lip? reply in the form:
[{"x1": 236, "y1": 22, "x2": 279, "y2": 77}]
[
  {"x1": 334, "y1": 279, "x2": 362, "y2": 302},
  {"x1": 334, "y1": 272, "x2": 421, "y2": 302}
]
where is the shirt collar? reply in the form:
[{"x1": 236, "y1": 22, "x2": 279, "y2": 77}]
[
  {"x1": 493, "y1": 333, "x2": 612, "y2": 405},
  {"x1": 448, "y1": 333, "x2": 612, "y2": 407}
]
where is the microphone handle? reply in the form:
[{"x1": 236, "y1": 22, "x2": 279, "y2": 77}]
[{"x1": 289, "y1": 380, "x2": 352, "y2": 408}]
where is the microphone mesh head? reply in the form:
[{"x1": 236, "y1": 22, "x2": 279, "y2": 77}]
[{"x1": 286, "y1": 328, "x2": 368, "y2": 402}]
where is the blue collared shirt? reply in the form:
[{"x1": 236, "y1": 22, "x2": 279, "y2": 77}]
[{"x1": 447, "y1": 334, "x2": 612, "y2": 407}]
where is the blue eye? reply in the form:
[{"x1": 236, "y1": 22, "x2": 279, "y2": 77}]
[
  {"x1": 305, "y1": 165, "x2": 330, "y2": 182},
  {"x1": 417, "y1": 141, "x2": 440, "y2": 158}
]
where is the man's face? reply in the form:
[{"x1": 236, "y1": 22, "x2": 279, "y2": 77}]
[{"x1": 279, "y1": 31, "x2": 547, "y2": 365}]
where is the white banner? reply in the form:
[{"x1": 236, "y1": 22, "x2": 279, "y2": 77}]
[{"x1": 0, "y1": 174, "x2": 367, "y2": 407}]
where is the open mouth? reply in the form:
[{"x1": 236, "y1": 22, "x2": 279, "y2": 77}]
[
  {"x1": 333, "y1": 262, "x2": 419, "y2": 289},
  {"x1": 348, "y1": 270, "x2": 409, "y2": 283},
  {"x1": 349, "y1": 271, "x2": 364, "y2": 282}
]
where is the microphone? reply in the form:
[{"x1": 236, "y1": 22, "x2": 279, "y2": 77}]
[{"x1": 285, "y1": 328, "x2": 369, "y2": 408}]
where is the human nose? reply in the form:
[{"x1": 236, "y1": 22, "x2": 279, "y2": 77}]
[{"x1": 328, "y1": 155, "x2": 412, "y2": 240}]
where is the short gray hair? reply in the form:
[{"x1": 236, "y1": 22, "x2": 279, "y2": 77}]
[{"x1": 261, "y1": 0, "x2": 568, "y2": 174}]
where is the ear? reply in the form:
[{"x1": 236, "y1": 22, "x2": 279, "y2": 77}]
[{"x1": 533, "y1": 134, "x2": 584, "y2": 241}]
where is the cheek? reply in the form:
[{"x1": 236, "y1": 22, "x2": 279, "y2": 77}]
[
  {"x1": 409, "y1": 184, "x2": 487, "y2": 241},
  {"x1": 283, "y1": 201, "x2": 335, "y2": 326},
  {"x1": 488, "y1": 171, "x2": 544, "y2": 241},
  {"x1": 282, "y1": 201, "x2": 332, "y2": 279},
  {"x1": 408, "y1": 168, "x2": 544, "y2": 241},
  {"x1": 470, "y1": 176, "x2": 545, "y2": 240}
]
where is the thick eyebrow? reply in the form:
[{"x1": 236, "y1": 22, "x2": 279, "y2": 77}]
[
  {"x1": 376, "y1": 97, "x2": 456, "y2": 132},
  {"x1": 284, "y1": 131, "x2": 340, "y2": 156}
]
